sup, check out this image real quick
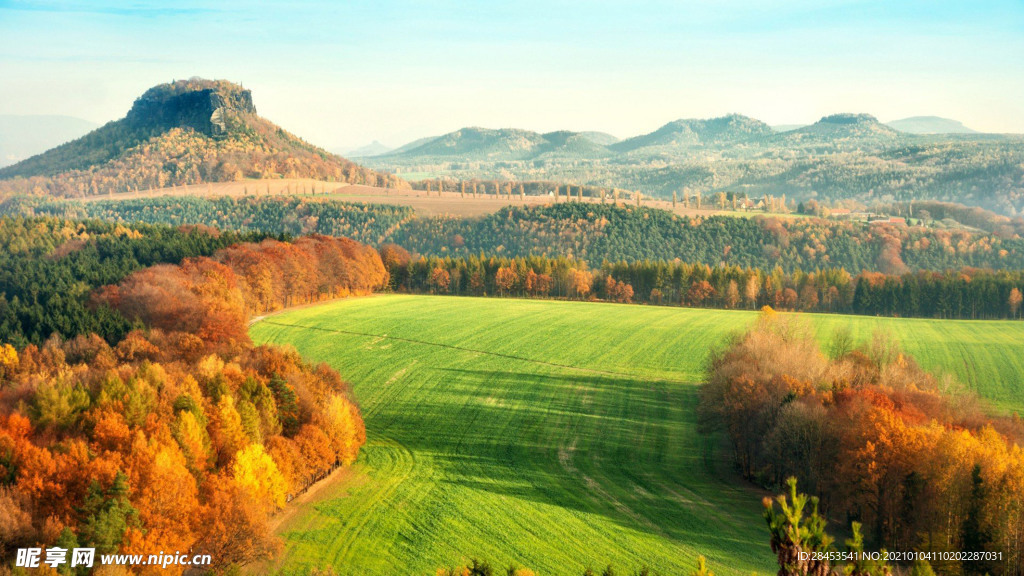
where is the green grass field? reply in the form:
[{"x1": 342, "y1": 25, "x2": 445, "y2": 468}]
[{"x1": 250, "y1": 295, "x2": 1024, "y2": 576}]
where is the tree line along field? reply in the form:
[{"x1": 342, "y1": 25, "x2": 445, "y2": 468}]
[{"x1": 249, "y1": 295, "x2": 1024, "y2": 575}]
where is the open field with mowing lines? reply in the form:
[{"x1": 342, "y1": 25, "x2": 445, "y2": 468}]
[{"x1": 250, "y1": 296, "x2": 1024, "y2": 575}]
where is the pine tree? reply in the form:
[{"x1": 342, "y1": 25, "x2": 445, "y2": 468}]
[
  {"x1": 54, "y1": 527, "x2": 79, "y2": 576},
  {"x1": 843, "y1": 522, "x2": 891, "y2": 576},
  {"x1": 961, "y1": 465, "x2": 995, "y2": 576},
  {"x1": 763, "y1": 477, "x2": 833, "y2": 576},
  {"x1": 78, "y1": 472, "x2": 139, "y2": 554}
]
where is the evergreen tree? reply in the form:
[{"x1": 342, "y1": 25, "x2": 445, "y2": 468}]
[
  {"x1": 54, "y1": 527, "x2": 80, "y2": 576},
  {"x1": 78, "y1": 472, "x2": 139, "y2": 554},
  {"x1": 763, "y1": 477, "x2": 833, "y2": 576},
  {"x1": 842, "y1": 523, "x2": 891, "y2": 576},
  {"x1": 961, "y1": 465, "x2": 996, "y2": 576}
]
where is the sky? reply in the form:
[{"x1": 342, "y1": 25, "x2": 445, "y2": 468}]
[{"x1": 1, "y1": 0, "x2": 1023, "y2": 150}]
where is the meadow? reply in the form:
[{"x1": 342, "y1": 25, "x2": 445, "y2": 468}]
[{"x1": 249, "y1": 295, "x2": 1024, "y2": 575}]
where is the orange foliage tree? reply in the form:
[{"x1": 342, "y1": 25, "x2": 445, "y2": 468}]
[
  {"x1": 0, "y1": 233, "x2": 384, "y2": 570},
  {"x1": 700, "y1": 311, "x2": 1024, "y2": 572}
]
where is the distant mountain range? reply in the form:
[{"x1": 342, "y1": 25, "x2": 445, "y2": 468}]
[
  {"x1": 0, "y1": 115, "x2": 98, "y2": 168},
  {"x1": 0, "y1": 78, "x2": 404, "y2": 196},
  {"x1": 365, "y1": 113, "x2": 1024, "y2": 216},
  {"x1": 377, "y1": 113, "x2": 993, "y2": 163},
  {"x1": 379, "y1": 114, "x2": 985, "y2": 162}
]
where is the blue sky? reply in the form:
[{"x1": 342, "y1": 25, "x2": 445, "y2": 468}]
[{"x1": 1, "y1": 0, "x2": 1022, "y2": 149}]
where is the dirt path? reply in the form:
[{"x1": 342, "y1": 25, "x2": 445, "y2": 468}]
[
  {"x1": 248, "y1": 293, "x2": 379, "y2": 327},
  {"x1": 267, "y1": 464, "x2": 355, "y2": 532}
]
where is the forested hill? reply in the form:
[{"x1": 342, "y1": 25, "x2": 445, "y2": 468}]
[
  {"x1": 0, "y1": 216, "x2": 271, "y2": 346},
  {"x1": 4, "y1": 195, "x2": 416, "y2": 245},
  {"x1": 8, "y1": 197, "x2": 1024, "y2": 274},
  {"x1": 388, "y1": 203, "x2": 1024, "y2": 272},
  {"x1": 378, "y1": 127, "x2": 618, "y2": 161},
  {"x1": 0, "y1": 77, "x2": 407, "y2": 197}
]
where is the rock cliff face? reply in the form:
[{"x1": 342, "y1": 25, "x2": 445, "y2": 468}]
[{"x1": 126, "y1": 82, "x2": 256, "y2": 137}]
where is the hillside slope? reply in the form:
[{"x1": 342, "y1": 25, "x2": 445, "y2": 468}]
[
  {"x1": 776, "y1": 113, "x2": 900, "y2": 147},
  {"x1": 612, "y1": 114, "x2": 774, "y2": 152},
  {"x1": 0, "y1": 78, "x2": 406, "y2": 196}
]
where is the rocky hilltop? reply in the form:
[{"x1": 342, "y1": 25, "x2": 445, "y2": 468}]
[
  {"x1": 0, "y1": 78, "x2": 406, "y2": 195},
  {"x1": 126, "y1": 79, "x2": 257, "y2": 137}
]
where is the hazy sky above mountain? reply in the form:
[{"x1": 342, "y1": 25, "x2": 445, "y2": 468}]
[{"x1": 1, "y1": 0, "x2": 1022, "y2": 150}]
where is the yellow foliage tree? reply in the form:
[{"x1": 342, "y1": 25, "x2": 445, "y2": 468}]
[
  {"x1": 173, "y1": 411, "x2": 211, "y2": 475},
  {"x1": 232, "y1": 444, "x2": 287, "y2": 510},
  {"x1": 212, "y1": 396, "x2": 248, "y2": 465},
  {"x1": 0, "y1": 343, "x2": 17, "y2": 377},
  {"x1": 320, "y1": 395, "x2": 363, "y2": 465}
]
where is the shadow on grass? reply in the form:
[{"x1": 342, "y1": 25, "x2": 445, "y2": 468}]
[{"x1": 359, "y1": 364, "x2": 768, "y2": 562}]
